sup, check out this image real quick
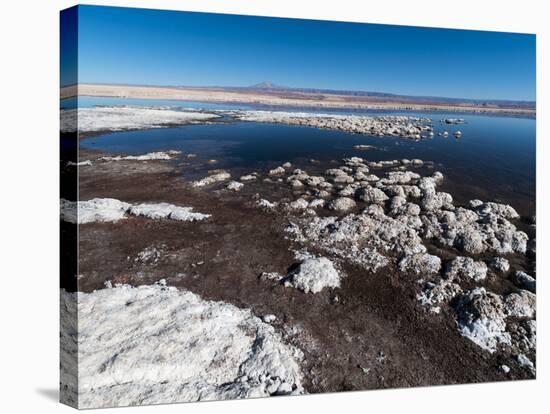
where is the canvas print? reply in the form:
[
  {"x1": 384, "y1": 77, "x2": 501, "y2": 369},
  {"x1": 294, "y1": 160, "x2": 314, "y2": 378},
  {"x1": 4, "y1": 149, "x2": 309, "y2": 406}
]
[{"x1": 60, "y1": 5, "x2": 536, "y2": 409}]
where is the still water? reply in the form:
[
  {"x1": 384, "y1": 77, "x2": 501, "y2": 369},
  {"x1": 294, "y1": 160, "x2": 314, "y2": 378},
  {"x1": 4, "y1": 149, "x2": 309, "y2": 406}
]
[{"x1": 77, "y1": 99, "x2": 536, "y2": 216}]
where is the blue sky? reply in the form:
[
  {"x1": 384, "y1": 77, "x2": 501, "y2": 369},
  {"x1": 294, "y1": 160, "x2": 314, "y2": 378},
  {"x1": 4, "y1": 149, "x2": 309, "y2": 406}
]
[{"x1": 62, "y1": 5, "x2": 536, "y2": 101}]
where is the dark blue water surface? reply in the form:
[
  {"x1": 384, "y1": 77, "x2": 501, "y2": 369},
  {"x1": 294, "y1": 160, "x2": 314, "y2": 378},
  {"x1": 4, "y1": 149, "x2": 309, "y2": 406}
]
[
  {"x1": 78, "y1": 99, "x2": 536, "y2": 216},
  {"x1": 62, "y1": 96, "x2": 257, "y2": 111}
]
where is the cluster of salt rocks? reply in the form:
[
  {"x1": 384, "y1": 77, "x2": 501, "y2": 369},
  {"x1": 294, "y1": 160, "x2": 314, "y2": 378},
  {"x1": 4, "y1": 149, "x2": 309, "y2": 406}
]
[
  {"x1": 274, "y1": 156, "x2": 528, "y2": 265},
  {"x1": 259, "y1": 156, "x2": 535, "y2": 371},
  {"x1": 235, "y1": 111, "x2": 433, "y2": 140}
]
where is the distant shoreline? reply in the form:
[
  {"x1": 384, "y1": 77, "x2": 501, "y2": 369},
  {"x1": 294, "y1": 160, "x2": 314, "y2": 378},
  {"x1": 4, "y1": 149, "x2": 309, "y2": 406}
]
[{"x1": 61, "y1": 84, "x2": 536, "y2": 118}]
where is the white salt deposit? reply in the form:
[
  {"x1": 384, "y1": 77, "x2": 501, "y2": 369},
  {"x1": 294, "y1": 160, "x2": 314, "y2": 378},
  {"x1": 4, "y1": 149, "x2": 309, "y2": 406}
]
[
  {"x1": 60, "y1": 198, "x2": 130, "y2": 224},
  {"x1": 129, "y1": 203, "x2": 210, "y2": 222},
  {"x1": 61, "y1": 198, "x2": 210, "y2": 224},
  {"x1": 417, "y1": 279, "x2": 462, "y2": 311},
  {"x1": 269, "y1": 166, "x2": 286, "y2": 176},
  {"x1": 455, "y1": 288, "x2": 511, "y2": 353},
  {"x1": 286, "y1": 257, "x2": 341, "y2": 294},
  {"x1": 399, "y1": 253, "x2": 441, "y2": 276},
  {"x1": 257, "y1": 199, "x2": 277, "y2": 209},
  {"x1": 99, "y1": 151, "x2": 181, "y2": 162},
  {"x1": 328, "y1": 197, "x2": 356, "y2": 212},
  {"x1": 192, "y1": 172, "x2": 231, "y2": 187},
  {"x1": 504, "y1": 291, "x2": 536, "y2": 318},
  {"x1": 288, "y1": 198, "x2": 310, "y2": 210},
  {"x1": 60, "y1": 284, "x2": 303, "y2": 408},
  {"x1": 61, "y1": 107, "x2": 219, "y2": 133},
  {"x1": 67, "y1": 160, "x2": 92, "y2": 166},
  {"x1": 517, "y1": 354, "x2": 535, "y2": 373},
  {"x1": 445, "y1": 256, "x2": 488, "y2": 282},
  {"x1": 226, "y1": 181, "x2": 244, "y2": 191}
]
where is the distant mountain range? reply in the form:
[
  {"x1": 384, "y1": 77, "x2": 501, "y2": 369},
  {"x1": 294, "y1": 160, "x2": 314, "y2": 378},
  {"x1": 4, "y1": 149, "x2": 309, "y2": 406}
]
[{"x1": 248, "y1": 81, "x2": 287, "y2": 90}]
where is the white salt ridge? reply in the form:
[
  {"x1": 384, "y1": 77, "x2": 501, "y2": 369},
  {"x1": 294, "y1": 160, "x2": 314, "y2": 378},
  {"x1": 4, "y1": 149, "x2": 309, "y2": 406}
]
[
  {"x1": 60, "y1": 198, "x2": 210, "y2": 224},
  {"x1": 99, "y1": 151, "x2": 181, "y2": 162},
  {"x1": 60, "y1": 284, "x2": 304, "y2": 408},
  {"x1": 61, "y1": 107, "x2": 219, "y2": 133},
  {"x1": 60, "y1": 198, "x2": 130, "y2": 224},
  {"x1": 192, "y1": 172, "x2": 231, "y2": 187},
  {"x1": 67, "y1": 160, "x2": 92, "y2": 166},
  {"x1": 129, "y1": 203, "x2": 210, "y2": 222}
]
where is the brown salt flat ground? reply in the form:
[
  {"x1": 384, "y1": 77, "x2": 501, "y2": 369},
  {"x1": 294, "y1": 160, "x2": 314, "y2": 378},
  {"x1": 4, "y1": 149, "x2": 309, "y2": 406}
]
[
  {"x1": 62, "y1": 84, "x2": 535, "y2": 117},
  {"x1": 68, "y1": 148, "x2": 534, "y2": 394}
]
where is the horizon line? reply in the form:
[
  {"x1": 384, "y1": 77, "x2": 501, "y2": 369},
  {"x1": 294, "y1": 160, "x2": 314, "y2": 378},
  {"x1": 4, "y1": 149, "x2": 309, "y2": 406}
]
[{"x1": 60, "y1": 81, "x2": 536, "y2": 105}]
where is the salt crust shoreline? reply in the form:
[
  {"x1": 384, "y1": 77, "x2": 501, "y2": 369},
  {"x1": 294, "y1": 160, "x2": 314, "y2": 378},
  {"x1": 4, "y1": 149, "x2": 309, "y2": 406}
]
[
  {"x1": 60, "y1": 106, "x2": 220, "y2": 133},
  {"x1": 60, "y1": 198, "x2": 210, "y2": 224},
  {"x1": 61, "y1": 283, "x2": 304, "y2": 408}
]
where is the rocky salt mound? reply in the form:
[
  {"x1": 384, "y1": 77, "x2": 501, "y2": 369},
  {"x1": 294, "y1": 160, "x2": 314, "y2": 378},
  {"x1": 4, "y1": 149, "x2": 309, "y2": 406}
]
[
  {"x1": 60, "y1": 106, "x2": 220, "y2": 133},
  {"x1": 60, "y1": 283, "x2": 304, "y2": 408},
  {"x1": 234, "y1": 111, "x2": 432, "y2": 139},
  {"x1": 260, "y1": 254, "x2": 342, "y2": 294},
  {"x1": 454, "y1": 288, "x2": 512, "y2": 352},
  {"x1": 60, "y1": 198, "x2": 210, "y2": 224},
  {"x1": 454, "y1": 287, "x2": 536, "y2": 354},
  {"x1": 285, "y1": 256, "x2": 341, "y2": 293}
]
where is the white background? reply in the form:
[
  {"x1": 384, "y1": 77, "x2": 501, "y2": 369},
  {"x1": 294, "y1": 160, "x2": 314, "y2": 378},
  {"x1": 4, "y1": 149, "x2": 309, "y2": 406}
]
[{"x1": 0, "y1": 0, "x2": 547, "y2": 412}]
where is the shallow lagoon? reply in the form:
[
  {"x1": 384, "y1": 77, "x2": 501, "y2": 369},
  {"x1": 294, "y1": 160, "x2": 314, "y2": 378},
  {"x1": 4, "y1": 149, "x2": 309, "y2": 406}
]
[{"x1": 78, "y1": 100, "x2": 535, "y2": 216}]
